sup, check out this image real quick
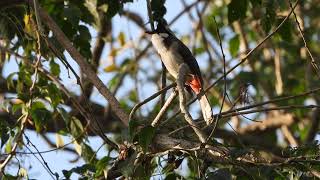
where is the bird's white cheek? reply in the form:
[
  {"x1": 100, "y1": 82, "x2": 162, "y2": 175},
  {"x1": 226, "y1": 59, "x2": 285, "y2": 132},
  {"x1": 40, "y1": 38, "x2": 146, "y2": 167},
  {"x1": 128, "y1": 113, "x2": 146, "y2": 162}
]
[{"x1": 151, "y1": 34, "x2": 167, "y2": 53}]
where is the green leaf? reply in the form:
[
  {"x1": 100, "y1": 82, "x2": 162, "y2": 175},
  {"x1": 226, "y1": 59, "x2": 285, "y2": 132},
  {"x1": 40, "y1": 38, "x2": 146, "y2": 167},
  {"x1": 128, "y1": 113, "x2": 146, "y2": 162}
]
[
  {"x1": 138, "y1": 125, "x2": 155, "y2": 152},
  {"x1": 0, "y1": 99, "x2": 10, "y2": 113},
  {"x1": 49, "y1": 60, "x2": 60, "y2": 76},
  {"x1": 70, "y1": 117, "x2": 84, "y2": 142},
  {"x1": 128, "y1": 119, "x2": 139, "y2": 141},
  {"x1": 261, "y1": 0, "x2": 276, "y2": 33},
  {"x1": 250, "y1": 0, "x2": 262, "y2": 6},
  {"x1": 12, "y1": 103, "x2": 23, "y2": 114},
  {"x1": 229, "y1": 34, "x2": 240, "y2": 57},
  {"x1": 128, "y1": 90, "x2": 137, "y2": 103},
  {"x1": 57, "y1": 107, "x2": 70, "y2": 124},
  {"x1": 5, "y1": 137, "x2": 12, "y2": 153},
  {"x1": 47, "y1": 83, "x2": 62, "y2": 108},
  {"x1": 62, "y1": 164, "x2": 95, "y2": 179},
  {"x1": 194, "y1": 46, "x2": 205, "y2": 55},
  {"x1": 18, "y1": 67, "x2": 32, "y2": 87},
  {"x1": 1, "y1": 130, "x2": 9, "y2": 148},
  {"x1": 164, "y1": 173, "x2": 178, "y2": 180},
  {"x1": 82, "y1": 143, "x2": 96, "y2": 163},
  {"x1": 63, "y1": 6, "x2": 81, "y2": 27},
  {"x1": 277, "y1": 18, "x2": 292, "y2": 42},
  {"x1": 106, "y1": 0, "x2": 122, "y2": 19},
  {"x1": 228, "y1": 0, "x2": 248, "y2": 23},
  {"x1": 73, "y1": 25, "x2": 92, "y2": 59},
  {"x1": 30, "y1": 101, "x2": 51, "y2": 132},
  {"x1": 78, "y1": 25, "x2": 91, "y2": 42},
  {"x1": 6, "y1": 72, "x2": 17, "y2": 90},
  {"x1": 207, "y1": 168, "x2": 232, "y2": 180},
  {"x1": 95, "y1": 156, "x2": 110, "y2": 177}
]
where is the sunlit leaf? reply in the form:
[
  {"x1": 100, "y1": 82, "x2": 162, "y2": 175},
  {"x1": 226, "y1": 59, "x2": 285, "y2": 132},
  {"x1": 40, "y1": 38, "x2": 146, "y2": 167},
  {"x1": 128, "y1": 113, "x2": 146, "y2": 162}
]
[
  {"x1": 104, "y1": 63, "x2": 118, "y2": 72},
  {"x1": 5, "y1": 137, "x2": 12, "y2": 153},
  {"x1": 229, "y1": 34, "x2": 240, "y2": 57},
  {"x1": 55, "y1": 134, "x2": 64, "y2": 148},
  {"x1": 74, "y1": 141, "x2": 82, "y2": 156},
  {"x1": 0, "y1": 99, "x2": 10, "y2": 113},
  {"x1": 23, "y1": 14, "x2": 36, "y2": 38},
  {"x1": 18, "y1": 168, "x2": 28, "y2": 178},
  {"x1": 50, "y1": 60, "x2": 60, "y2": 76},
  {"x1": 118, "y1": 32, "x2": 126, "y2": 46},
  {"x1": 70, "y1": 117, "x2": 84, "y2": 141}
]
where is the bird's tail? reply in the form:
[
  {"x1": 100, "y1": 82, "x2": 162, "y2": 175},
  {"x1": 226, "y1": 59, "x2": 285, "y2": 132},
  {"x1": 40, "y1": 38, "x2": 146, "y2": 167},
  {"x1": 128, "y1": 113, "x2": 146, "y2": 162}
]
[{"x1": 198, "y1": 93, "x2": 213, "y2": 125}]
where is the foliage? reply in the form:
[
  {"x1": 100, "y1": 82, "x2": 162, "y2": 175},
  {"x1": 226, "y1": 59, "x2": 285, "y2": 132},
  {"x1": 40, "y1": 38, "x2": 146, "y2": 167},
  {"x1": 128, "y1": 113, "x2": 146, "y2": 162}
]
[{"x1": 0, "y1": 0, "x2": 320, "y2": 179}]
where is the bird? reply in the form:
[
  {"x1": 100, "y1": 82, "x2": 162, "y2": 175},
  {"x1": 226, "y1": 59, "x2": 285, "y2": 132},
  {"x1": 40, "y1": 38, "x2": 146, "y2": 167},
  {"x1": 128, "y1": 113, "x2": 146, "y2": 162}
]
[{"x1": 146, "y1": 20, "x2": 213, "y2": 125}]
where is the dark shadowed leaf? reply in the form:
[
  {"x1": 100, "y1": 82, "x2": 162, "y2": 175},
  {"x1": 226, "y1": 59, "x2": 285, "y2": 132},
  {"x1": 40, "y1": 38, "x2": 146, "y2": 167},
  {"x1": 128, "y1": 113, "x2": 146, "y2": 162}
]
[
  {"x1": 261, "y1": 0, "x2": 276, "y2": 33},
  {"x1": 138, "y1": 125, "x2": 155, "y2": 152},
  {"x1": 207, "y1": 168, "x2": 232, "y2": 180},
  {"x1": 228, "y1": 0, "x2": 248, "y2": 23},
  {"x1": 164, "y1": 173, "x2": 178, "y2": 180},
  {"x1": 250, "y1": 0, "x2": 262, "y2": 6},
  {"x1": 62, "y1": 164, "x2": 95, "y2": 179},
  {"x1": 277, "y1": 18, "x2": 292, "y2": 42},
  {"x1": 95, "y1": 156, "x2": 110, "y2": 177},
  {"x1": 30, "y1": 101, "x2": 51, "y2": 132},
  {"x1": 63, "y1": 5, "x2": 81, "y2": 27},
  {"x1": 106, "y1": 0, "x2": 122, "y2": 19}
]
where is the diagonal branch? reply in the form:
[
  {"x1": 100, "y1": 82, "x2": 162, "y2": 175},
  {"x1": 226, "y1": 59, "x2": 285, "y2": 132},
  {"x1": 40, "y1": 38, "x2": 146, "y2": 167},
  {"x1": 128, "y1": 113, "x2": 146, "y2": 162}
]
[{"x1": 36, "y1": 6, "x2": 129, "y2": 126}]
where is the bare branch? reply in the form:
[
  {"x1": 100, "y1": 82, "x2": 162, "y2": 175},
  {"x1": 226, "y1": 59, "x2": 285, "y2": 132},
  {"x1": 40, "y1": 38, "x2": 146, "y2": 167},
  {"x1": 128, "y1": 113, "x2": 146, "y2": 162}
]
[{"x1": 151, "y1": 89, "x2": 178, "y2": 127}]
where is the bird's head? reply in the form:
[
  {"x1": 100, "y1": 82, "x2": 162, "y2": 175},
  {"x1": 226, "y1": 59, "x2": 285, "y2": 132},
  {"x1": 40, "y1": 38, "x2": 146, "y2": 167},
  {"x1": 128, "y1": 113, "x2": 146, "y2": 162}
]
[{"x1": 145, "y1": 19, "x2": 172, "y2": 35}]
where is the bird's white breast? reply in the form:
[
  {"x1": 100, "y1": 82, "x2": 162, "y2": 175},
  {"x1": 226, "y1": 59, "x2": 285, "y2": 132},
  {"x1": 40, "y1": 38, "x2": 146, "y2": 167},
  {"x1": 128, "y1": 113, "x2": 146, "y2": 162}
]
[{"x1": 151, "y1": 34, "x2": 184, "y2": 78}]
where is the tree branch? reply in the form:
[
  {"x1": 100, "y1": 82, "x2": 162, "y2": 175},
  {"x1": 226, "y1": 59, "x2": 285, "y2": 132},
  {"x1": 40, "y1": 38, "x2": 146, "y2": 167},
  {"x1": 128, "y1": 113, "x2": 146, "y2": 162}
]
[{"x1": 36, "y1": 6, "x2": 129, "y2": 126}]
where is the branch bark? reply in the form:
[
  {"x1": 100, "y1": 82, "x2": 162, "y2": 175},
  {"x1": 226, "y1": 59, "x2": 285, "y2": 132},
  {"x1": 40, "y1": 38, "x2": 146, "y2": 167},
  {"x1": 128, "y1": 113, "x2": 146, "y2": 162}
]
[{"x1": 36, "y1": 6, "x2": 129, "y2": 126}]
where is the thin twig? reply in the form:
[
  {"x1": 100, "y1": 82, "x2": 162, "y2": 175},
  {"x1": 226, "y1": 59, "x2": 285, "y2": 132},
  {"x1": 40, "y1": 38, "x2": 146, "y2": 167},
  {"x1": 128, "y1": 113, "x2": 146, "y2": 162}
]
[
  {"x1": 205, "y1": 17, "x2": 227, "y2": 143},
  {"x1": 220, "y1": 104, "x2": 320, "y2": 119},
  {"x1": 0, "y1": 115, "x2": 28, "y2": 172},
  {"x1": 151, "y1": 89, "x2": 178, "y2": 127},
  {"x1": 288, "y1": 0, "x2": 320, "y2": 78},
  {"x1": 129, "y1": 83, "x2": 176, "y2": 122},
  {"x1": 24, "y1": 133, "x2": 58, "y2": 179}
]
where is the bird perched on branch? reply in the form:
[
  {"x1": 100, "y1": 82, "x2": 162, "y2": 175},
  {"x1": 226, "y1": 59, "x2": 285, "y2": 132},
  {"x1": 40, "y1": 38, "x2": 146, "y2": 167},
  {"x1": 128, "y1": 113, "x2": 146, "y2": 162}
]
[{"x1": 146, "y1": 20, "x2": 213, "y2": 125}]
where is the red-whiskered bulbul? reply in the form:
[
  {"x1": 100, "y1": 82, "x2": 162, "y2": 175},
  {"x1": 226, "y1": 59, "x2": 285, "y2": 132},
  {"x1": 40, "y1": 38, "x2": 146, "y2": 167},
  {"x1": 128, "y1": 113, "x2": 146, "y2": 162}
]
[{"x1": 146, "y1": 21, "x2": 213, "y2": 125}]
